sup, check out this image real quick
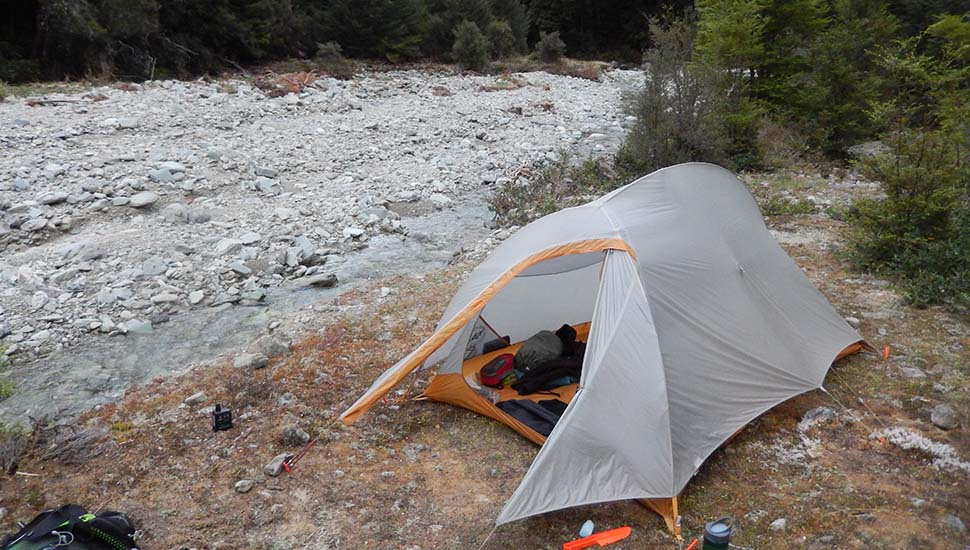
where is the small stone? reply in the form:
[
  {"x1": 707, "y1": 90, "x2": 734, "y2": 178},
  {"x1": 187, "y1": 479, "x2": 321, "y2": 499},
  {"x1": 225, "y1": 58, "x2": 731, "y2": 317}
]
[
  {"x1": 234, "y1": 352, "x2": 269, "y2": 370},
  {"x1": 899, "y1": 367, "x2": 926, "y2": 379},
  {"x1": 124, "y1": 319, "x2": 153, "y2": 334},
  {"x1": 911, "y1": 498, "x2": 928, "y2": 508},
  {"x1": 235, "y1": 479, "x2": 255, "y2": 494},
  {"x1": 769, "y1": 518, "x2": 787, "y2": 531},
  {"x1": 342, "y1": 226, "x2": 365, "y2": 239},
  {"x1": 112, "y1": 197, "x2": 130, "y2": 206},
  {"x1": 943, "y1": 514, "x2": 965, "y2": 533},
  {"x1": 255, "y1": 166, "x2": 278, "y2": 178},
  {"x1": 930, "y1": 404, "x2": 960, "y2": 430},
  {"x1": 251, "y1": 335, "x2": 290, "y2": 358},
  {"x1": 0, "y1": 507, "x2": 7, "y2": 521},
  {"x1": 380, "y1": 471, "x2": 395, "y2": 480},
  {"x1": 39, "y1": 191, "x2": 68, "y2": 205},
  {"x1": 280, "y1": 425, "x2": 311, "y2": 446},
  {"x1": 429, "y1": 192, "x2": 452, "y2": 208},
  {"x1": 129, "y1": 191, "x2": 159, "y2": 208},
  {"x1": 21, "y1": 218, "x2": 47, "y2": 232},
  {"x1": 239, "y1": 231, "x2": 261, "y2": 245},
  {"x1": 215, "y1": 238, "x2": 243, "y2": 256},
  {"x1": 159, "y1": 161, "x2": 186, "y2": 173},
  {"x1": 148, "y1": 168, "x2": 175, "y2": 183},
  {"x1": 844, "y1": 317, "x2": 861, "y2": 329},
  {"x1": 301, "y1": 273, "x2": 338, "y2": 288},
  {"x1": 264, "y1": 453, "x2": 293, "y2": 477},
  {"x1": 151, "y1": 292, "x2": 179, "y2": 304},
  {"x1": 142, "y1": 255, "x2": 168, "y2": 276},
  {"x1": 229, "y1": 262, "x2": 252, "y2": 276},
  {"x1": 189, "y1": 290, "x2": 205, "y2": 304},
  {"x1": 184, "y1": 391, "x2": 208, "y2": 406}
]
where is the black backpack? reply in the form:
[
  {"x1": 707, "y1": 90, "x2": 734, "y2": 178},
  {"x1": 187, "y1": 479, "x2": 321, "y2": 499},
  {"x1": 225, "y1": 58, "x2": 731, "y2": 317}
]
[{"x1": 1, "y1": 505, "x2": 139, "y2": 550}]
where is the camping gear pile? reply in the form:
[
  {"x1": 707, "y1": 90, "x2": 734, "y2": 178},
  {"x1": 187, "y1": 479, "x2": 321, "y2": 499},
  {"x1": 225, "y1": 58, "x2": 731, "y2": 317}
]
[{"x1": 339, "y1": 163, "x2": 865, "y2": 536}]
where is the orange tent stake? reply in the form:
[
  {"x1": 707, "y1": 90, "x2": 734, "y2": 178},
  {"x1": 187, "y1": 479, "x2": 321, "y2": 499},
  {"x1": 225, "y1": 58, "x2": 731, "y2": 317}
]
[
  {"x1": 883, "y1": 345, "x2": 890, "y2": 360},
  {"x1": 563, "y1": 526, "x2": 632, "y2": 550}
]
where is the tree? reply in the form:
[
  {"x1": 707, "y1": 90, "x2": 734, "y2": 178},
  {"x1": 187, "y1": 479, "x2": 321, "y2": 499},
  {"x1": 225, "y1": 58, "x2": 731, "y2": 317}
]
[
  {"x1": 535, "y1": 30, "x2": 565, "y2": 61},
  {"x1": 491, "y1": 0, "x2": 529, "y2": 53},
  {"x1": 486, "y1": 20, "x2": 517, "y2": 58},
  {"x1": 452, "y1": 20, "x2": 489, "y2": 69},
  {"x1": 694, "y1": 0, "x2": 767, "y2": 73}
]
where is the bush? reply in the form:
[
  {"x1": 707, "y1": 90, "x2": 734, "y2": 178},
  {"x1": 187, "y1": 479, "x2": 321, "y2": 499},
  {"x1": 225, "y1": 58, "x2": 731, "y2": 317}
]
[
  {"x1": 617, "y1": 15, "x2": 731, "y2": 175},
  {"x1": 847, "y1": 128, "x2": 969, "y2": 311},
  {"x1": 0, "y1": 422, "x2": 29, "y2": 474},
  {"x1": 535, "y1": 31, "x2": 566, "y2": 63},
  {"x1": 452, "y1": 20, "x2": 489, "y2": 70},
  {"x1": 486, "y1": 20, "x2": 517, "y2": 59},
  {"x1": 314, "y1": 41, "x2": 355, "y2": 79}
]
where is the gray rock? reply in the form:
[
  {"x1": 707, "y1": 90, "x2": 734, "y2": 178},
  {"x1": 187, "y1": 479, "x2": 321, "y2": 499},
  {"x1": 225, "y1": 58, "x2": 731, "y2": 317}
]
[
  {"x1": 799, "y1": 406, "x2": 837, "y2": 431},
  {"x1": 118, "y1": 117, "x2": 140, "y2": 129},
  {"x1": 124, "y1": 319, "x2": 153, "y2": 335},
  {"x1": 159, "y1": 161, "x2": 186, "y2": 173},
  {"x1": 148, "y1": 168, "x2": 175, "y2": 183},
  {"x1": 943, "y1": 514, "x2": 965, "y2": 533},
  {"x1": 239, "y1": 231, "x2": 261, "y2": 245},
  {"x1": 39, "y1": 191, "x2": 68, "y2": 205},
  {"x1": 846, "y1": 141, "x2": 890, "y2": 158},
  {"x1": 234, "y1": 479, "x2": 255, "y2": 494},
  {"x1": 189, "y1": 290, "x2": 205, "y2": 304},
  {"x1": 112, "y1": 197, "x2": 130, "y2": 206},
  {"x1": 930, "y1": 404, "x2": 959, "y2": 430},
  {"x1": 150, "y1": 292, "x2": 179, "y2": 304},
  {"x1": 769, "y1": 518, "x2": 787, "y2": 531},
  {"x1": 184, "y1": 391, "x2": 208, "y2": 406},
  {"x1": 129, "y1": 191, "x2": 159, "y2": 208},
  {"x1": 263, "y1": 453, "x2": 293, "y2": 477},
  {"x1": 844, "y1": 317, "x2": 861, "y2": 329},
  {"x1": 229, "y1": 262, "x2": 252, "y2": 276},
  {"x1": 280, "y1": 424, "x2": 311, "y2": 446},
  {"x1": 0, "y1": 507, "x2": 6, "y2": 521},
  {"x1": 342, "y1": 226, "x2": 365, "y2": 239},
  {"x1": 160, "y1": 203, "x2": 190, "y2": 223},
  {"x1": 234, "y1": 352, "x2": 269, "y2": 370},
  {"x1": 255, "y1": 177, "x2": 281, "y2": 195},
  {"x1": 251, "y1": 335, "x2": 290, "y2": 358},
  {"x1": 142, "y1": 255, "x2": 168, "y2": 276},
  {"x1": 215, "y1": 238, "x2": 243, "y2": 256},
  {"x1": 429, "y1": 192, "x2": 452, "y2": 208},
  {"x1": 255, "y1": 166, "x2": 278, "y2": 178},
  {"x1": 301, "y1": 273, "x2": 338, "y2": 288},
  {"x1": 899, "y1": 367, "x2": 926, "y2": 379},
  {"x1": 21, "y1": 218, "x2": 47, "y2": 232}
]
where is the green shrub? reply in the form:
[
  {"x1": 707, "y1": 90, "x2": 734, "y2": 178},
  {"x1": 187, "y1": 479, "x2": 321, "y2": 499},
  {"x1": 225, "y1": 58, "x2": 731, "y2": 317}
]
[
  {"x1": 452, "y1": 20, "x2": 490, "y2": 70},
  {"x1": 847, "y1": 128, "x2": 969, "y2": 311},
  {"x1": 486, "y1": 20, "x2": 517, "y2": 59},
  {"x1": 314, "y1": 41, "x2": 355, "y2": 79},
  {"x1": 535, "y1": 31, "x2": 566, "y2": 63}
]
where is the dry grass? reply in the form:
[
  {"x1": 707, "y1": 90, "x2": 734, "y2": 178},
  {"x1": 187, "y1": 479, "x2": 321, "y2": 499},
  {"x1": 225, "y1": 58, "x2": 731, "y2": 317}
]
[{"x1": 490, "y1": 56, "x2": 610, "y2": 81}]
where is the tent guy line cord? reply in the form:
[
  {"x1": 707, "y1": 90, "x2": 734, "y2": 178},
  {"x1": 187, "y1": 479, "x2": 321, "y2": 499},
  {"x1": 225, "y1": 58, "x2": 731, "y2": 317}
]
[
  {"x1": 820, "y1": 386, "x2": 877, "y2": 434},
  {"x1": 476, "y1": 525, "x2": 498, "y2": 550},
  {"x1": 829, "y1": 369, "x2": 890, "y2": 430}
]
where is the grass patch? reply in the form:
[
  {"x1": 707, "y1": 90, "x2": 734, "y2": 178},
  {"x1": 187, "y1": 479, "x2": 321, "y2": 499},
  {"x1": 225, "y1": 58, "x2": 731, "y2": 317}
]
[
  {"x1": 0, "y1": 421, "x2": 30, "y2": 473},
  {"x1": 489, "y1": 56, "x2": 608, "y2": 81},
  {"x1": 488, "y1": 155, "x2": 625, "y2": 227},
  {"x1": 0, "y1": 347, "x2": 14, "y2": 401}
]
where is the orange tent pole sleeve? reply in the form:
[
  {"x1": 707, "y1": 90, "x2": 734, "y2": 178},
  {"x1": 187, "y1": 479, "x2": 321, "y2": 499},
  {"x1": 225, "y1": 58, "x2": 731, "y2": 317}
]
[{"x1": 339, "y1": 238, "x2": 634, "y2": 425}]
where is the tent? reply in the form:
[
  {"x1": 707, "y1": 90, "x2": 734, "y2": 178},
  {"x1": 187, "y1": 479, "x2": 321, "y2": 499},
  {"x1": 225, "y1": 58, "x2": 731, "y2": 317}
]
[{"x1": 340, "y1": 163, "x2": 865, "y2": 536}]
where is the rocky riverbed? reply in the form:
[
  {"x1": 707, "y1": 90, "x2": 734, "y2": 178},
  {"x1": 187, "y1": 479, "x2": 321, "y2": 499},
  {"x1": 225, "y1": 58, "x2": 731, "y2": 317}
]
[{"x1": 0, "y1": 69, "x2": 642, "y2": 424}]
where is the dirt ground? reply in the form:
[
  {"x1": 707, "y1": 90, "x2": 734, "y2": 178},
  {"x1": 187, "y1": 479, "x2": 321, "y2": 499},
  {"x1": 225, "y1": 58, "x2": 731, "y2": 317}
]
[{"x1": 1, "y1": 171, "x2": 968, "y2": 549}]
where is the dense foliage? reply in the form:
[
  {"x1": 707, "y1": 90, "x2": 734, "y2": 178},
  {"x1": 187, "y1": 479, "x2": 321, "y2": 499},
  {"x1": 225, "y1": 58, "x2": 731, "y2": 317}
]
[
  {"x1": 0, "y1": 0, "x2": 691, "y2": 82},
  {"x1": 618, "y1": 3, "x2": 969, "y2": 311}
]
